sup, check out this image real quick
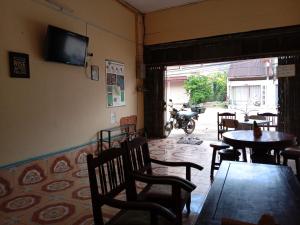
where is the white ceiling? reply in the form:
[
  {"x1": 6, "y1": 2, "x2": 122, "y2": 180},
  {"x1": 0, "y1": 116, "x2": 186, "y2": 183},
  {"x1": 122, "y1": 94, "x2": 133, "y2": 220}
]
[{"x1": 122, "y1": 0, "x2": 205, "y2": 13}]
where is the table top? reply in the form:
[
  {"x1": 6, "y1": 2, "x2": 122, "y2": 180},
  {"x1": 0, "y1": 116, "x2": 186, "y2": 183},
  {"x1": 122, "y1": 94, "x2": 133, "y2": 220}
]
[
  {"x1": 222, "y1": 130, "x2": 296, "y2": 149},
  {"x1": 238, "y1": 119, "x2": 269, "y2": 126},
  {"x1": 196, "y1": 161, "x2": 300, "y2": 225}
]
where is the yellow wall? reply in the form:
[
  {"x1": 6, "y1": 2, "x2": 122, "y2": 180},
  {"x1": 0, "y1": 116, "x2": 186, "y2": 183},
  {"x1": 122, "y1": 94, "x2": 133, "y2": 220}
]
[
  {"x1": 145, "y1": 0, "x2": 300, "y2": 45},
  {"x1": 0, "y1": 0, "x2": 137, "y2": 165}
]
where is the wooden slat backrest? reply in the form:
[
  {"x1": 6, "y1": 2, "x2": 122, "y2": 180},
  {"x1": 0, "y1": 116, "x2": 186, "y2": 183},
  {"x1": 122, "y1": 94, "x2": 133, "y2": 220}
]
[
  {"x1": 217, "y1": 112, "x2": 236, "y2": 139},
  {"x1": 218, "y1": 112, "x2": 236, "y2": 121},
  {"x1": 218, "y1": 112, "x2": 236, "y2": 127},
  {"x1": 87, "y1": 148, "x2": 126, "y2": 206},
  {"x1": 222, "y1": 118, "x2": 239, "y2": 130},
  {"x1": 124, "y1": 136, "x2": 152, "y2": 175},
  {"x1": 257, "y1": 113, "x2": 278, "y2": 130}
]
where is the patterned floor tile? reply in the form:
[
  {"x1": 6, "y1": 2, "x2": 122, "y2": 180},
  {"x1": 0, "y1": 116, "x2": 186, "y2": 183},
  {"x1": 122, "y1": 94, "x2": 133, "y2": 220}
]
[{"x1": 0, "y1": 138, "x2": 229, "y2": 225}]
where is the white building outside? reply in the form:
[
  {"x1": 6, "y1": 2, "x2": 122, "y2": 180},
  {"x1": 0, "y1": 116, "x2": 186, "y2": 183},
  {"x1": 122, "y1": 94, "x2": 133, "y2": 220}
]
[{"x1": 166, "y1": 58, "x2": 278, "y2": 114}]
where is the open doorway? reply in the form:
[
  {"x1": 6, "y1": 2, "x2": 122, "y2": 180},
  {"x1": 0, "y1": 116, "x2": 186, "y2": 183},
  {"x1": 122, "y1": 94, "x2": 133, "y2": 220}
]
[{"x1": 164, "y1": 57, "x2": 278, "y2": 141}]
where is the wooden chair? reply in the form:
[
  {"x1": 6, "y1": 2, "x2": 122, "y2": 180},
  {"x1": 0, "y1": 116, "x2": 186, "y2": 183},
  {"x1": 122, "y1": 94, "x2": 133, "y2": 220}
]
[
  {"x1": 121, "y1": 137, "x2": 203, "y2": 225},
  {"x1": 87, "y1": 148, "x2": 178, "y2": 225},
  {"x1": 281, "y1": 146, "x2": 300, "y2": 180},
  {"x1": 257, "y1": 113, "x2": 278, "y2": 131},
  {"x1": 209, "y1": 142, "x2": 230, "y2": 179},
  {"x1": 217, "y1": 112, "x2": 236, "y2": 140},
  {"x1": 221, "y1": 119, "x2": 247, "y2": 162},
  {"x1": 222, "y1": 118, "x2": 239, "y2": 131}
]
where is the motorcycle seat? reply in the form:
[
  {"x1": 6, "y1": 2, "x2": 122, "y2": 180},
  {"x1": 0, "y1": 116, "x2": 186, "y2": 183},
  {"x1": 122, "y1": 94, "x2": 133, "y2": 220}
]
[{"x1": 178, "y1": 111, "x2": 198, "y2": 118}]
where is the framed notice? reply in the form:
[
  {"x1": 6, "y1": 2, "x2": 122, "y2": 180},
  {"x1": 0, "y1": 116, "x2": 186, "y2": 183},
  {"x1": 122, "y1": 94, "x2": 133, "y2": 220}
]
[
  {"x1": 105, "y1": 60, "x2": 125, "y2": 107},
  {"x1": 9, "y1": 52, "x2": 30, "y2": 78}
]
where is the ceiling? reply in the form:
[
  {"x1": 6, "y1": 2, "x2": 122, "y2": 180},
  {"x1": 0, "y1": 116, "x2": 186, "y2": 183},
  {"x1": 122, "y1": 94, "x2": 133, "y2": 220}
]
[{"x1": 121, "y1": 0, "x2": 205, "y2": 13}]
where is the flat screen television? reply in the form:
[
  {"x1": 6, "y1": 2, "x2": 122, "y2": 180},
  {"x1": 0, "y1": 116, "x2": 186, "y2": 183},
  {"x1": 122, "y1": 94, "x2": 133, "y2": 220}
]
[{"x1": 44, "y1": 25, "x2": 89, "y2": 66}]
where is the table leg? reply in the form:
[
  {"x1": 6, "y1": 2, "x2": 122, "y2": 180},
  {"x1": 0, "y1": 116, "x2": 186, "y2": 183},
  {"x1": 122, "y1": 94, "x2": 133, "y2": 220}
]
[
  {"x1": 251, "y1": 148, "x2": 276, "y2": 164},
  {"x1": 274, "y1": 149, "x2": 281, "y2": 164}
]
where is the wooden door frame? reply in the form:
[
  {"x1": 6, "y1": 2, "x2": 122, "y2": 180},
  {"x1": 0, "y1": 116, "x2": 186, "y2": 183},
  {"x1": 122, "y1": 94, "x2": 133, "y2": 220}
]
[{"x1": 144, "y1": 25, "x2": 300, "y2": 138}]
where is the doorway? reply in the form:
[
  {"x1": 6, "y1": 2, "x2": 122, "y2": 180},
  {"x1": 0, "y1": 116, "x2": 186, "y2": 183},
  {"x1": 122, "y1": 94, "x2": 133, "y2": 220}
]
[
  {"x1": 144, "y1": 25, "x2": 300, "y2": 139},
  {"x1": 164, "y1": 57, "x2": 278, "y2": 140}
]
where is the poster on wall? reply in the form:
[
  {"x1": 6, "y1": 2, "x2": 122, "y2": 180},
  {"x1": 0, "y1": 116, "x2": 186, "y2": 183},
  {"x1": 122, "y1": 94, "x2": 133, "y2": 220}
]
[{"x1": 105, "y1": 60, "x2": 125, "y2": 107}]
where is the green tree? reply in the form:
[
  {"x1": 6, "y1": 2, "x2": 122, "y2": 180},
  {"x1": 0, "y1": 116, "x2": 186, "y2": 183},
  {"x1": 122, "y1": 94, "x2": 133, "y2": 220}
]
[
  {"x1": 211, "y1": 72, "x2": 227, "y2": 101},
  {"x1": 184, "y1": 75, "x2": 212, "y2": 104},
  {"x1": 184, "y1": 72, "x2": 227, "y2": 104}
]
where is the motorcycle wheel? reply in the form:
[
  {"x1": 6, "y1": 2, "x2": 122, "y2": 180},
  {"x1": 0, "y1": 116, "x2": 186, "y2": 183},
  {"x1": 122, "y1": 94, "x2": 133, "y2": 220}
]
[
  {"x1": 184, "y1": 119, "x2": 195, "y2": 134},
  {"x1": 164, "y1": 122, "x2": 173, "y2": 137}
]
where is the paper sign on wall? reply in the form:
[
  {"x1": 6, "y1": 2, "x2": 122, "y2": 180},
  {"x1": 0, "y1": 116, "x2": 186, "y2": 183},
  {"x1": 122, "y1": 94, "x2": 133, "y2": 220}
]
[
  {"x1": 105, "y1": 60, "x2": 125, "y2": 107},
  {"x1": 277, "y1": 64, "x2": 295, "y2": 78},
  {"x1": 111, "y1": 112, "x2": 117, "y2": 124}
]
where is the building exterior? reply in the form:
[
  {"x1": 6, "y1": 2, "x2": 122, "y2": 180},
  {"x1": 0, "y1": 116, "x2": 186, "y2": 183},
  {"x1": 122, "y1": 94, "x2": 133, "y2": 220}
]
[
  {"x1": 165, "y1": 58, "x2": 278, "y2": 114},
  {"x1": 227, "y1": 58, "x2": 278, "y2": 113},
  {"x1": 166, "y1": 63, "x2": 230, "y2": 107}
]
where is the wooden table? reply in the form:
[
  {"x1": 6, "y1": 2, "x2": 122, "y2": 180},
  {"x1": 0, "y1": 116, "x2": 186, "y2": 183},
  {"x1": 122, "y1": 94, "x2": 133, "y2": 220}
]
[
  {"x1": 196, "y1": 161, "x2": 300, "y2": 225},
  {"x1": 222, "y1": 130, "x2": 296, "y2": 163},
  {"x1": 238, "y1": 119, "x2": 269, "y2": 129}
]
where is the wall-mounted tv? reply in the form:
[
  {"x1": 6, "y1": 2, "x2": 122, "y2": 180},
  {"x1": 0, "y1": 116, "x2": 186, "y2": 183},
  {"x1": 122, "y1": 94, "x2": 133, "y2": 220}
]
[{"x1": 44, "y1": 25, "x2": 89, "y2": 67}]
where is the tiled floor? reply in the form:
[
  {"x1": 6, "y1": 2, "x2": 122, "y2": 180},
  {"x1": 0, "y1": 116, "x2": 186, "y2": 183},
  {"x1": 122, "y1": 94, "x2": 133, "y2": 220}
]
[
  {"x1": 0, "y1": 137, "x2": 213, "y2": 225},
  {"x1": 1, "y1": 135, "x2": 297, "y2": 225}
]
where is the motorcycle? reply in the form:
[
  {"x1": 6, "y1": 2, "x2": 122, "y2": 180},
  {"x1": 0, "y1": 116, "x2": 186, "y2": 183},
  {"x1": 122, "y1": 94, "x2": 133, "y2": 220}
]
[{"x1": 164, "y1": 99, "x2": 199, "y2": 137}]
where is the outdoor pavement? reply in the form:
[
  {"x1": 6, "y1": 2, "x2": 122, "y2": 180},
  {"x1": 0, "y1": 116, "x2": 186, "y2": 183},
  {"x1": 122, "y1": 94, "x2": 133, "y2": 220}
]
[
  {"x1": 167, "y1": 106, "x2": 237, "y2": 141},
  {"x1": 166, "y1": 105, "x2": 297, "y2": 177}
]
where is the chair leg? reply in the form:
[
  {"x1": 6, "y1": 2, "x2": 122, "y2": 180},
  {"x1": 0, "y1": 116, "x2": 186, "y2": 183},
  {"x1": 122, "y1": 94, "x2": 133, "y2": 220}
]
[
  {"x1": 275, "y1": 150, "x2": 281, "y2": 164},
  {"x1": 210, "y1": 149, "x2": 217, "y2": 179},
  {"x1": 177, "y1": 211, "x2": 182, "y2": 225},
  {"x1": 241, "y1": 148, "x2": 247, "y2": 162},
  {"x1": 186, "y1": 196, "x2": 191, "y2": 215},
  {"x1": 283, "y1": 157, "x2": 288, "y2": 166}
]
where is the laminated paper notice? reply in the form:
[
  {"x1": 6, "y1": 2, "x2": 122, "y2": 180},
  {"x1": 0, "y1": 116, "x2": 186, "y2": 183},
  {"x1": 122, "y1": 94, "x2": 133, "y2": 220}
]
[
  {"x1": 277, "y1": 64, "x2": 295, "y2": 78},
  {"x1": 106, "y1": 60, "x2": 125, "y2": 107}
]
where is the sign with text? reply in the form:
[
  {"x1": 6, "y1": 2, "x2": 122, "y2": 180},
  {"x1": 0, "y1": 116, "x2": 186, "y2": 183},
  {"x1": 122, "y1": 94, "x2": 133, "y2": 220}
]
[
  {"x1": 105, "y1": 60, "x2": 125, "y2": 107},
  {"x1": 277, "y1": 64, "x2": 295, "y2": 78}
]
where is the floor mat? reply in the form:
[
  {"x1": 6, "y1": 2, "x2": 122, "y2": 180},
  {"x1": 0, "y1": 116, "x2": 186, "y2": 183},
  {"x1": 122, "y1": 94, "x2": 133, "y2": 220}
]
[{"x1": 177, "y1": 136, "x2": 203, "y2": 145}]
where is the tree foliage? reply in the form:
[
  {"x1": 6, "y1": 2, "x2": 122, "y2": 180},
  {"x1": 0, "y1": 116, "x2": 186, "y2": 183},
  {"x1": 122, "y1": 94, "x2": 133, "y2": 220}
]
[
  {"x1": 184, "y1": 72, "x2": 227, "y2": 104},
  {"x1": 184, "y1": 75, "x2": 212, "y2": 104},
  {"x1": 212, "y1": 72, "x2": 227, "y2": 101}
]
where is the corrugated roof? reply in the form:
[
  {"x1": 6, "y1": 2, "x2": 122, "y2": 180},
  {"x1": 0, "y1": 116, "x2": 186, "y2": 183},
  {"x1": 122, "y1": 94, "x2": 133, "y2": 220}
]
[{"x1": 228, "y1": 58, "x2": 270, "y2": 78}]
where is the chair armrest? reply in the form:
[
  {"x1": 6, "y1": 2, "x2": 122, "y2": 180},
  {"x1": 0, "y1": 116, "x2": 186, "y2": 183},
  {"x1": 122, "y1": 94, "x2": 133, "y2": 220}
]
[
  {"x1": 133, "y1": 172, "x2": 196, "y2": 192},
  {"x1": 101, "y1": 196, "x2": 177, "y2": 223},
  {"x1": 150, "y1": 158, "x2": 203, "y2": 171}
]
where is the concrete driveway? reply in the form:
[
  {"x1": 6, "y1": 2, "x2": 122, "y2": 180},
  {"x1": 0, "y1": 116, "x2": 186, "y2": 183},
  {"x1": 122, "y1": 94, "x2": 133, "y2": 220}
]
[{"x1": 167, "y1": 106, "x2": 241, "y2": 141}]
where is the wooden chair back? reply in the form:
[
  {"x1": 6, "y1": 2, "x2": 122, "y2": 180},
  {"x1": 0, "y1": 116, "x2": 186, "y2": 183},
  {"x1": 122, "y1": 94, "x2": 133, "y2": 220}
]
[
  {"x1": 87, "y1": 148, "x2": 127, "y2": 225},
  {"x1": 124, "y1": 136, "x2": 151, "y2": 174},
  {"x1": 121, "y1": 136, "x2": 152, "y2": 200},
  {"x1": 222, "y1": 118, "x2": 239, "y2": 130},
  {"x1": 217, "y1": 112, "x2": 236, "y2": 139},
  {"x1": 257, "y1": 112, "x2": 278, "y2": 130}
]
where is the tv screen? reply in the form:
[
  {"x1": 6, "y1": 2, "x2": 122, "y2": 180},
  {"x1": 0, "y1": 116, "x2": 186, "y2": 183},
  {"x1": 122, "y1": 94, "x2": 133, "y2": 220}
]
[{"x1": 44, "y1": 25, "x2": 89, "y2": 66}]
